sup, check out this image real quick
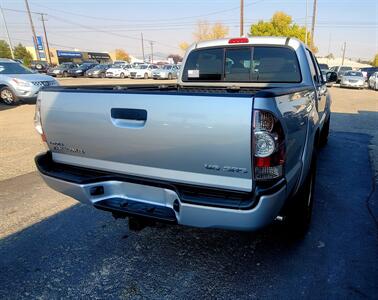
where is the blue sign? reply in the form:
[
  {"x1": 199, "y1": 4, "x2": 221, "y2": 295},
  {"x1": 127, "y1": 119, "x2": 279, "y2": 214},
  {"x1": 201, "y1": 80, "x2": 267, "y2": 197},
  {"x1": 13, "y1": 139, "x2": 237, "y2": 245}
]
[
  {"x1": 36, "y1": 36, "x2": 44, "y2": 51},
  {"x1": 56, "y1": 50, "x2": 82, "y2": 58}
]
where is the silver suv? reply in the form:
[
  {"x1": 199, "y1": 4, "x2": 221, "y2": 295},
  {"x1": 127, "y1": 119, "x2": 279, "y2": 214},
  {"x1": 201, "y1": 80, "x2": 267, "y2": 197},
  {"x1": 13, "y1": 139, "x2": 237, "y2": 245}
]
[{"x1": 0, "y1": 59, "x2": 58, "y2": 105}]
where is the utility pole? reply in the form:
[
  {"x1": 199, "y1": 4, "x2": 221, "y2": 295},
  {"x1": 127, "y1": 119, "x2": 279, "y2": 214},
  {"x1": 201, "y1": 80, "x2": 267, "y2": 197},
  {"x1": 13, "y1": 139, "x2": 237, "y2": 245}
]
[
  {"x1": 150, "y1": 41, "x2": 154, "y2": 63},
  {"x1": 341, "y1": 42, "x2": 346, "y2": 66},
  {"x1": 240, "y1": 0, "x2": 244, "y2": 36},
  {"x1": 310, "y1": 0, "x2": 317, "y2": 47},
  {"x1": 40, "y1": 14, "x2": 51, "y2": 64},
  {"x1": 141, "y1": 32, "x2": 145, "y2": 62},
  {"x1": 304, "y1": 0, "x2": 308, "y2": 45},
  {"x1": 0, "y1": 4, "x2": 14, "y2": 59},
  {"x1": 24, "y1": 0, "x2": 40, "y2": 60}
]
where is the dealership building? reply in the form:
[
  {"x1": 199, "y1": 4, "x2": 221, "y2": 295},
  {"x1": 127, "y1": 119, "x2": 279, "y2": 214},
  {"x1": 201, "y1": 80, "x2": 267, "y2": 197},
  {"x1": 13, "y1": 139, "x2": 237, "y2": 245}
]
[{"x1": 26, "y1": 47, "x2": 113, "y2": 65}]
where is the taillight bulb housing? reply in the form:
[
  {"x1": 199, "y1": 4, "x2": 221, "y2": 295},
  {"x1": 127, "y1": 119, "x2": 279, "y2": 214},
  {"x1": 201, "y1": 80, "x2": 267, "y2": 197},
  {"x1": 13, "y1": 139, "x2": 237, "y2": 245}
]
[{"x1": 253, "y1": 110, "x2": 285, "y2": 181}]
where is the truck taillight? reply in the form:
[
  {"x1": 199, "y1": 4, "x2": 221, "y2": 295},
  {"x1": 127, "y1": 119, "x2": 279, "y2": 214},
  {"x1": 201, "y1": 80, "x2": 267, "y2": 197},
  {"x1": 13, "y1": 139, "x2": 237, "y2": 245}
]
[
  {"x1": 253, "y1": 110, "x2": 285, "y2": 181},
  {"x1": 34, "y1": 95, "x2": 47, "y2": 142}
]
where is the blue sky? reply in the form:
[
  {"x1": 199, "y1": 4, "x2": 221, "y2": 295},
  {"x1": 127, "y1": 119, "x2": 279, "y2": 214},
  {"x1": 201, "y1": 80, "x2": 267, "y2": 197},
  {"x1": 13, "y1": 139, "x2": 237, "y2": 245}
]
[{"x1": 1, "y1": 0, "x2": 377, "y2": 60}]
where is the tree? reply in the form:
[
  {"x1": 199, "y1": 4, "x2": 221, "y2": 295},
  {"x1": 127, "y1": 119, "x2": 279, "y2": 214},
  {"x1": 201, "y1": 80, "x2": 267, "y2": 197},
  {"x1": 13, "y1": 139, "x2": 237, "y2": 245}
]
[
  {"x1": 179, "y1": 21, "x2": 229, "y2": 54},
  {"x1": 372, "y1": 54, "x2": 378, "y2": 67},
  {"x1": 193, "y1": 20, "x2": 229, "y2": 41},
  {"x1": 249, "y1": 12, "x2": 317, "y2": 52},
  {"x1": 325, "y1": 53, "x2": 334, "y2": 59},
  {"x1": 114, "y1": 49, "x2": 131, "y2": 62},
  {"x1": 0, "y1": 40, "x2": 12, "y2": 58},
  {"x1": 13, "y1": 43, "x2": 33, "y2": 66},
  {"x1": 179, "y1": 42, "x2": 189, "y2": 52},
  {"x1": 167, "y1": 54, "x2": 182, "y2": 64}
]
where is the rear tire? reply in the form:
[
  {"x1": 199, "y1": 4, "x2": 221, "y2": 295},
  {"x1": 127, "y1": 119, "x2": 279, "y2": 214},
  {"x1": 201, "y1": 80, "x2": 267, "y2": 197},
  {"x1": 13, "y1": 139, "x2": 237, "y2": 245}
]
[
  {"x1": 319, "y1": 116, "x2": 330, "y2": 147},
  {"x1": 63, "y1": 71, "x2": 68, "y2": 77},
  {"x1": 0, "y1": 87, "x2": 18, "y2": 105},
  {"x1": 285, "y1": 151, "x2": 317, "y2": 238},
  {"x1": 120, "y1": 73, "x2": 125, "y2": 79},
  {"x1": 144, "y1": 73, "x2": 148, "y2": 79},
  {"x1": 168, "y1": 73, "x2": 172, "y2": 80},
  {"x1": 101, "y1": 72, "x2": 105, "y2": 78}
]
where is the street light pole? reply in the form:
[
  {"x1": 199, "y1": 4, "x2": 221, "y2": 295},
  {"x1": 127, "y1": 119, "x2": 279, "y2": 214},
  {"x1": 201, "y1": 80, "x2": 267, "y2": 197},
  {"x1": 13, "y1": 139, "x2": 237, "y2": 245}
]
[
  {"x1": 305, "y1": 0, "x2": 308, "y2": 45},
  {"x1": 310, "y1": 0, "x2": 317, "y2": 47},
  {"x1": 141, "y1": 32, "x2": 145, "y2": 62},
  {"x1": 41, "y1": 14, "x2": 51, "y2": 64},
  {"x1": 240, "y1": 0, "x2": 244, "y2": 36},
  {"x1": 24, "y1": 0, "x2": 40, "y2": 60},
  {"x1": 0, "y1": 4, "x2": 15, "y2": 59}
]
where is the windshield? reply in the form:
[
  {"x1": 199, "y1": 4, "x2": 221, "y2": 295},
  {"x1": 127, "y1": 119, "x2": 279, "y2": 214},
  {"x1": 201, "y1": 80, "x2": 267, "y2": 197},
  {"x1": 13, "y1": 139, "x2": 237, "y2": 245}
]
[
  {"x1": 183, "y1": 46, "x2": 301, "y2": 83},
  {"x1": 78, "y1": 63, "x2": 94, "y2": 69},
  {"x1": 344, "y1": 71, "x2": 363, "y2": 77},
  {"x1": 93, "y1": 64, "x2": 107, "y2": 70},
  {"x1": 0, "y1": 62, "x2": 33, "y2": 74},
  {"x1": 139, "y1": 65, "x2": 148, "y2": 69},
  {"x1": 319, "y1": 64, "x2": 329, "y2": 70},
  {"x1": 162, "y1": 65, "x2": 173, "y2": 70}
]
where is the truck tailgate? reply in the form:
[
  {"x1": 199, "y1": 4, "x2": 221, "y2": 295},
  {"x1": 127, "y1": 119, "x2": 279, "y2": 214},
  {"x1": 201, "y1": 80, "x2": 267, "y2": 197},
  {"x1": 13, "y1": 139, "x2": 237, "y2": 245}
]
[{"x1": 40, "y1": 91, "x2": 253, "y2": 192}]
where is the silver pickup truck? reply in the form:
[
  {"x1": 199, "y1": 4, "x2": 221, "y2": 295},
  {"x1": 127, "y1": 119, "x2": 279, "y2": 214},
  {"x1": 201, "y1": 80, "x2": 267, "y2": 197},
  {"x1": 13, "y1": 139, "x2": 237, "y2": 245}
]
[{"x1": 34, "y1": 37, "x2": 337, "y2": 236}]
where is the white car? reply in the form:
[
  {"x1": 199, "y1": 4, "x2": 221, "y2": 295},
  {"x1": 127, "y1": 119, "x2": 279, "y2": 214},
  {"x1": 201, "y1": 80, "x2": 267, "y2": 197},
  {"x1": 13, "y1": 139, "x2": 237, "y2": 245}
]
[
  {"x1": 106, "y1": 64, "x2": 131, "y2": 78},
  {"x1": 152, "y1": 65, "x2": 179, "y2": 80},
  {"x1": 129, "y1": 64, "x2": 159, "y2": 79},
  {"x1": 340, "y1": 71, "x2": 365, "y2": 89},
  {"x1": 368, "y1": 72, "x2": 378, "y2": 90}
]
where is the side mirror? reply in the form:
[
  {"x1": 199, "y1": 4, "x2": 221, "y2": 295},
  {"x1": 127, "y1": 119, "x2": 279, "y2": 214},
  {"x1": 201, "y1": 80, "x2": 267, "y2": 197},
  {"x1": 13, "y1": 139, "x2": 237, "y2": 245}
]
[{"x1": 326, "y1": 71, "x2": 337, "y2": 83}]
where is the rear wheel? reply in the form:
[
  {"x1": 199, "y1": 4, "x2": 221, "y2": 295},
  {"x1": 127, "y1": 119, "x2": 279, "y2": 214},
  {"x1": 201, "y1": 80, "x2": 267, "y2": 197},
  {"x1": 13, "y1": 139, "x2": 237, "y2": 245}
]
[
  {"x1": 101, "y1": 72, "x2": 105, "y2": 78},
  {"x1": 120, "y1": 73, "x2": 125, "y2": 79},
  {"x1": 63, "y1": 71, "x2": 68, "y2": 77},
  {"x1": 144, "y1": 73, "x2": 148, "y2": 79},
  {"x1": 285, "y1": 152, "x2": 317, "y2": 238},
  {"x1": 168, "y1": 73, "x2": 172, "y2": 80},
  {"x1": 0, "y1": 87, "x2": 17, "y2": 105}
]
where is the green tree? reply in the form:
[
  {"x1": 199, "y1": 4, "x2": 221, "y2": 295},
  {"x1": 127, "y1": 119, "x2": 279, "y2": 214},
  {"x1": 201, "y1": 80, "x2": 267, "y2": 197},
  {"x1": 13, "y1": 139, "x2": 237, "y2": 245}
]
[
  {"x1": 0, "y1": 40, "x2": 12, "y2": 58},
  {"x1": 13, "y1": 43, "x2": 33, "y2": 66},
  {"x1": 249, "y1": 12, "x2": 317, "y2": 52},
  {"x1": 372, "y1": 54, "x2": 378, "y2": 67}
]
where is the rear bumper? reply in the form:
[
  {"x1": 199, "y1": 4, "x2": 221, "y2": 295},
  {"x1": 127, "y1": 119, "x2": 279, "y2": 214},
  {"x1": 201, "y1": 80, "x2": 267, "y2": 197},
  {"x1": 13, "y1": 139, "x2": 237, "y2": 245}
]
[{"x1": 35, "y1": 152, "x2": 287, "y2": 231}]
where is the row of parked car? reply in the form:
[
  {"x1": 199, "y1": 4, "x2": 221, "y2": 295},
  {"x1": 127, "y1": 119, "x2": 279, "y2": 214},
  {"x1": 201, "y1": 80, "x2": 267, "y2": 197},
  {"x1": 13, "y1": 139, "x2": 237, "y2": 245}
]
[
  {"x1": 35, "y1": 61, "x2": 181, "y2": 80},
  {"x1": 318, "y1": 64, "x2": 378, "y2": 90}
]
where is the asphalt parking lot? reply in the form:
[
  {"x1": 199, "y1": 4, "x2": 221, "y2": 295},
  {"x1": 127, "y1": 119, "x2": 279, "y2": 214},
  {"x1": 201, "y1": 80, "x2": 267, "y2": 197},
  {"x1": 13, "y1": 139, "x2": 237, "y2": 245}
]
[{"x1": 0, "y1": 82, "x2": 377, "y2": 299}]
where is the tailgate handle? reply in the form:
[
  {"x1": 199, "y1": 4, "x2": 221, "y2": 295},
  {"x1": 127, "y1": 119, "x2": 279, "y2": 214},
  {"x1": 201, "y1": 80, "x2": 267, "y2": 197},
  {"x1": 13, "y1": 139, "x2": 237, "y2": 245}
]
[{"x1": 111, "y1": 108, "x2": 147, "y2": 121}]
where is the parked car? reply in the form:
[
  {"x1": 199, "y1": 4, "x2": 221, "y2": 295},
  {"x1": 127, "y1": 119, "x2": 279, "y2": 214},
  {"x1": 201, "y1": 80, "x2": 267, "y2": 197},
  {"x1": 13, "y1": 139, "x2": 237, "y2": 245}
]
[
  {"x1": 0, "y1": 58, "x2": 58, "y2": 105},
  {"x1": 318, "y1": 63, "x2": 329, "y2": 71},
  {"x1": 30, "y1": 60, "x2": 50, "y2": 73},
  {"x1": 152, "y1": 64, "x2": 179, "y2": 80},
  {"x1": 368, "y1": 72, "x2": 378, "y2": 90},
  {"x1": 340, "y1": 70, "x2": 365, "y2": 89},
  {"x1": 330, "y1": 65, "x2": 353, "y2": 82},
  {"x1": 106, "y1": 64, "x2": 132, "y2": 78},
  {"x1": 359, "y1": 67, "x2": 378, "y2": 81},
  {"x1": 47, "y1": 62, "x2": 78, "y2": 77},
  {"x1": 68, "y1": 63, "x2": 98, "y2": 77},
  {"x1": 86, "y1": 64, "x2": 111, "y2": 78},
  {"x1": 129, "y1": 64, "x2": 159, "y2": 79},
  {"x1": 35, "y1": 37, "x2": 338, "y2": 237},
  {"x1": 113, "y1": 60, "x2": 129, "y2": 66}
]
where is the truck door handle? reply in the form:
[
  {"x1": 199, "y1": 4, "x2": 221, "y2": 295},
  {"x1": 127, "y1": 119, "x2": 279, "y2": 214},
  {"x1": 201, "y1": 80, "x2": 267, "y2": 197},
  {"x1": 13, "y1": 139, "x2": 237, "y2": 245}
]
[{"x1": 111, "y1": 108, "x2": 147, "y2": 121}]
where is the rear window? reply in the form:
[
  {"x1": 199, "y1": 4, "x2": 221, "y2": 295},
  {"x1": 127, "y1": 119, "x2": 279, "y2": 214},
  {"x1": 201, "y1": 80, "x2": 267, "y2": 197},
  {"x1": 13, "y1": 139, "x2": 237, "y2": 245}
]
[
  {"x1": 340, "y1": 66, "x2": 352, "y2": 71},
  {"x1": 182, "y1": 46, "x2": 301, "y2": 83}
]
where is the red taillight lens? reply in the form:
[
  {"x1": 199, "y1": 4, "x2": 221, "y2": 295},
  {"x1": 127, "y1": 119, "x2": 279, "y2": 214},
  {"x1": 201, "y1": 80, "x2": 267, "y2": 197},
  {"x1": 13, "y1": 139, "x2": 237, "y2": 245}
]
[
  {"x1": 228, "y1": 38, "x2": 249, "y2": 44},
  {"x1": 253, "y1": 110, "x2": 285, "y2": 181}
]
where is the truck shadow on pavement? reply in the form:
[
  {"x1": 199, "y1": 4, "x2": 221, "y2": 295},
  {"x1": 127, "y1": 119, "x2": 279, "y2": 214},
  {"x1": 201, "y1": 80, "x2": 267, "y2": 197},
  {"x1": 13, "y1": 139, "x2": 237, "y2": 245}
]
[{"x1": 0, "y1": 113, "x2": 377, "y2": 299}]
